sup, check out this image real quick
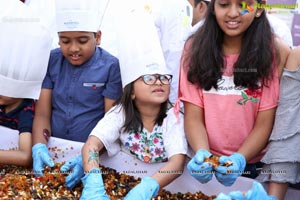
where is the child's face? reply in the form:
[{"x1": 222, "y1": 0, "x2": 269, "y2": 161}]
[
  {"x1": 214, "y1": 0, "x2": 263, "y2": 38},
  {"x1": 58, "y1": 31, "x2": 101, "y2": 66},
  {"x1": 132, "y1": 74, "x2": 171, "y2": 106}
]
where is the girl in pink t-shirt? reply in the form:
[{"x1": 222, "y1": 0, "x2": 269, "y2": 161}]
[{"x1": 177, "y1": 0, "x2": 290, "y2": 189}]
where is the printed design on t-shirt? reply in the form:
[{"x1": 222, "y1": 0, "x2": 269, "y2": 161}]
[
  {"x1": 237, "y1": 87, "x2": 262, "y2": 105},
  {"x1": 125, "y1": 126, "x2": 167, "y2": 163},
  {"x1": 203, "y1": 76, "x2": 246, "y2": 95},
  {"x1": 202, "y1": 75, "x2": 262, "y2": 105}
]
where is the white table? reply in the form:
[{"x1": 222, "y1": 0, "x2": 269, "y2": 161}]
[{"x1": 1, "y1": 125, "x2": 299, "y2": 199}]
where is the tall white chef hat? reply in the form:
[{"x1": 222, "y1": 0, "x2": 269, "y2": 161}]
[
  {"x1": 0, "y1": 0, "x2": 52, "y2": 99},
  {"x1": 55, "y1": 0, "x2": 102, "y2": 32},
  {"x1": 118, "y1": 4, "x2": 168, "y2": 88}
]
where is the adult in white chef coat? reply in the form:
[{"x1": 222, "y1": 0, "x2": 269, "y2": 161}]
[
  {"x1": 188, "y1": 0, "x2": 210, "y2": 34},
  {"x1": 143, "y1": 0, "x2": 192, "y2": 104}
]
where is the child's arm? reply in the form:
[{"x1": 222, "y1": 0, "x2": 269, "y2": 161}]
[
  {"x1": 32, "y1": 88, "x2": 52, "y2": 145},
  {"x1": 275, "y1": 36, "x2": 291, "y2": 78},
  {"x1": 238, "y1": 39, "x2": 291, "y2": 162},
  {"x1": 184, "y1": 101, "x2": 209, "y2": 152},
  {"x1": 0, "y1": 132, "x2": 32, "y2": 166},
  {"x1": 237, "y1": 108, "x2": 276, "y2": 162},
  {"x1": 214, "y1": 109, "x2": 276, "y2": 186},
  {"x1": 32, "y1": 89, "x2": 54, "y2": 176},
  {"x1": 215, "y1": 40, "x2": 291, "y2": 187},
  {"x1": 184, "y1": 102, "x2": 216, "y2": 184},
  {"x1": 60, "y1": 135, "x2": 106, "y2": 190},
  {"x1": 80, "y1": 135, "x2": 109, "y2": 199},
  {"x1": 82, "y1": 135, "x2": 105, "y2": 172},
  {"x1": 60, "y1": 134, "x2": 105, "y2": 190},
  {"x1": 104, "y1": 97, "x2": 117, "y2": 113},
  {"x1": 151, "y1": 154, "x2": 186, "y2": 188},
  {"x1": 285, "y1": 46, "x2": 300, "y2": 71},
  {"x1": 125, "y1": 154, "x2": 186, "y2": 199},
  {"x1": 214, "y1": 108, "x2": 276, "y2": 186}
]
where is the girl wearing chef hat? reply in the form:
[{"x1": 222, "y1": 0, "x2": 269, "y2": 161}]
[
  {"x1": 64, "y1": 8, "x2": 188, "y2": 200},
  {"x1": 0, "y1": 0, "x2": 52, "y2": 166},
  {"x1": 31, "y1": 0, "x2": 122, "y2": 178}
]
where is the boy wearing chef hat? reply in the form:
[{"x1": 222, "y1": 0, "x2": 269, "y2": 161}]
[
  {"x1": 75, "y1": 8, "x2": 188, "y2": 199},
  {"x1": 31, "y1": 0, "x2": 122, "y2": 179},
  {"x1": 0, "y1": 0, "x2": 52, "y2": 166}
]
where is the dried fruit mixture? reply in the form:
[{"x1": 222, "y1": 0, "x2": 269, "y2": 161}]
[{"x1": 0, "y1": 163, "x2": 216, "y2": 199}]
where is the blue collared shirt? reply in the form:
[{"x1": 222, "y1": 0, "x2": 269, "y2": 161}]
[{"x1": 42, "y1": 47, "x2": 122, "y2": 142}]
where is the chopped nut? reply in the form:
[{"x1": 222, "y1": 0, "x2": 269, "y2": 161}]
[{"x1": 0, "y1": 163, "x2": 215, "y2": 199}]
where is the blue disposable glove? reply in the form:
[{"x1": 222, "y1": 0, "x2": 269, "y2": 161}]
[
  {"x1": 60, "y1": 154, "x2": 84, "y2": 189},
  {"x1": 80, "y1": 168, "x2": 110, "y2": 200},
  {"x1": 214, "y1": 192, "x2": 233, "y2": 200},
  {"x1": 244, "y1": 181, "x2": 278, "y2": 200},
  {"x1": 32, "y1": 143, "x2": 54, "y2": 177},
  {"x1": 187, "y1": 149, "x2": 213, "y2": 184},
  {"x1": 124, "y1": 177, "x2": 160, "y2": 200},
  {"x1": 215, "y1": 152, "x2": 246, "y2": 186},
  {"x1": 214, "y1": 181, "x2": 278, "y2": 200}
]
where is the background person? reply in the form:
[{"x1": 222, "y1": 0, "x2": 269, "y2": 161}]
[
  {"x1": 257, "y1": 46, "x2": 300, "y2": 200},
  {"x1": 188, "y1": 0, "x2": 210, "y2": 34}
]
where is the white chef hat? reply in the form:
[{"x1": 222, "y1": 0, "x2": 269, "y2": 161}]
[
  {"x1": 55, "y1": 0, "x2": 102, "y2": 32},
  {"x1": 25, "y1": 0, "x2": 57, "y2": 49},
  {"x1": 0, "y1": 0, "x2": 52, "y2": 99},
  {"x1": 118, "y1": 5, "x2": 168, "y2": 88}
]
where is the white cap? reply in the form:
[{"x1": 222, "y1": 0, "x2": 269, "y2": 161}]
[
  {"x1": 55, "y1": 0, "x2": 102, "y2": 32},
  {"x1": 118, "y1": 5, "x2": 167, "y2": 88},
  {"x1": 0, "y1": 0, "x2": 52, "y2": 99}
]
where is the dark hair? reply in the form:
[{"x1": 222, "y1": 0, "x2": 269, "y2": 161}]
[
  {"x1": 194, "y1": 0, "x2": 202, "y2": 6},
  {"x1": 186, "y1": 0, "x2": 275, "y2": 91},
  {"x1": 194, "y1": 0, "x2": 210, "y2": 7},
  {"x1": 119, "y1": 82, "x2": 168, "y2": 132}
]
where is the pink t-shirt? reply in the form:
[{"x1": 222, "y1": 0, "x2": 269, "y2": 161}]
[{"x1": 179, "y1": 51, "x2": 279, "y2": 163}]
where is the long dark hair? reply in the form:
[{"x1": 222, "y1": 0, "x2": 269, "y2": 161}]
[
  {"x1": 186, "y1": 0, "x2": 275, "y2": 90},
  {"x1": 119, "y1": 82, "x2": 168, "y2": 132}
]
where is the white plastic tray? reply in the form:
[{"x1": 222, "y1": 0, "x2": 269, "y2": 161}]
[{"x1": 1, "y1": 125, "x2": 299, "y2": 199}]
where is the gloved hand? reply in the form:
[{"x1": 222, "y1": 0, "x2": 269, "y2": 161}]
[
  {"x1": 32, "y1": 143, "x2": 54, "y2": 177},
  {"x1": 187, "y1": 149, "x2": 213, "y2": 184},
  {"x1": 214, "y1": 192, "x2": 234, "y2": 200},
  {"x1": 215, "y1": 152, "x2": 246, "y2": 186},
  {"x1": 60, "y1": 154, "x2": 84, "y2": 189},
  {"x1": 124, "y1": 177, "x2": 160, "y2": 200},
  {"x1": 214, "y1": 181, "x2": 278, "y2": 200},
  {"x1": 80, "y1": 168, "x2": 110, "y2": 200},
  {"x1": 244, "y1": 181, "x2": 278, "y2": 200}
]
